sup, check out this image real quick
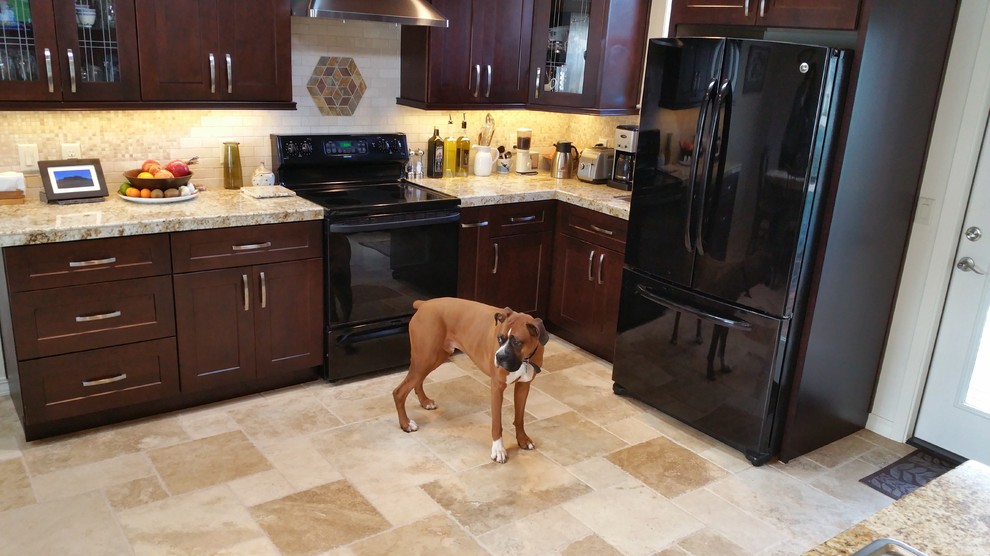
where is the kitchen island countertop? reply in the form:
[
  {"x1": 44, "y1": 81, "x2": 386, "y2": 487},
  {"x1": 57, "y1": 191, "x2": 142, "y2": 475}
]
[
  {"x1": 806, "y1": 459, "x2": 990, "y2": 555},
  {"x1": 0, "y1": 173, "x2": 630, "y2": 248}
]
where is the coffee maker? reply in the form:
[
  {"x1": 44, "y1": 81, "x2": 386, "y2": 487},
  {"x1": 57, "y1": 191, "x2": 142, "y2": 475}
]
[{"x1": 608, "y1": 125, "x2": 638, "y2": 191}]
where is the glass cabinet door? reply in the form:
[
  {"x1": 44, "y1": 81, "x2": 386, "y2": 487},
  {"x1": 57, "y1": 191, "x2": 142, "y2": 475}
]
[
  {"x1": 0, "y1": 0, "x2": 138, "y2": 102},
  {"x1": 530, "y1": 0, "x2": 604, "y2": 108}
]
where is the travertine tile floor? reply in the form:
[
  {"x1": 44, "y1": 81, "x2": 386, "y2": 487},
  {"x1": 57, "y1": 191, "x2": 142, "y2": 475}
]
[{"x1": 0, "y1": 336, "x2": 909, "y2": 555}]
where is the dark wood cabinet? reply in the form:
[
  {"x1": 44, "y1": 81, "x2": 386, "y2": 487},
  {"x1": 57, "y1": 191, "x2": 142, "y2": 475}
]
[
  {"x1": 134, "y1": 0, "x2": 291, "y2": 103},
  {"x1": 171, "y1": 222, "x2": 323, "y2": 391},
  {"x1": 528, "y1": 0, "x2": 651, "y2": 115},
  {"x1": 458, "y1": 201, "x2": 555, "y2": 319},
  {"x1": 0, "y1": 0, "x2": 141, "y2": 103},
  {"x1": 670, "y1": 0, "x2": 862, "y2": 30},
  {"x1": 1, "y1": 221, "x2": 324, "y2": 440},
  {"x1": 398, "y1": 0, "x2": 534, "y2": 109},
  {"x1": 548, "y1": 203, "x2": 626, "y2": 360}
]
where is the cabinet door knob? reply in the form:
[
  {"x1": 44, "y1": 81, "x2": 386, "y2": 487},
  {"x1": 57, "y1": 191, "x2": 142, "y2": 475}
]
[
  {"x1": 492, "y1": 242, "x2": 499, "y2": 274},
  {"x1": 473, "y1": 64, "x2": 481, "y2": 97},
  {"x1": 260, "y1": 271, "x2": 267, "y2": 308},
  {"x1": 486, "y1": 64, "x2": 493, "y2": 98},
  {"x1": 597, "y1": 253, "x2": 605, "y2": 285},
  {"x1": 587, "y1": 250, "x2": 596, "y2": 281},
  {"x1": 535, "y1": 67, "x2": 541, "y2": 99}
]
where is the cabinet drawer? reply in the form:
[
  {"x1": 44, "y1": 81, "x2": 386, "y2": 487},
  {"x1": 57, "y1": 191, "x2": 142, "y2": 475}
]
[
  {"x1": 489, "y1": 201, "x2": 556, "y2": 236},
  {"x1": 171, "y1": 221, "x2": 323, "y2": 273},
  {"x1": 18, "y1": 338, "x2": 179, "y2": 424},
  {"x1": 557, "y1": 203, "x2": 627, "y2": 253},
  {"x1": 3, "y1": 235, "x2": 171, "y2": 292},
  {"x1": 11, "y1": 275, "x2": 176, "y2": 359}
]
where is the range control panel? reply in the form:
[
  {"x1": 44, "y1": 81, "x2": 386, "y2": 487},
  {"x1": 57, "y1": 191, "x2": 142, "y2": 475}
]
[{"x1": 271, "y1": 133, "x2": 409, "y2": 171}]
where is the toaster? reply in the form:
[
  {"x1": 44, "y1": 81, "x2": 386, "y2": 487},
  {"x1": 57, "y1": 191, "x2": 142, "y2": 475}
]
[{"x1": 577, "y1": 146, "x2": 615, "y2": 183}]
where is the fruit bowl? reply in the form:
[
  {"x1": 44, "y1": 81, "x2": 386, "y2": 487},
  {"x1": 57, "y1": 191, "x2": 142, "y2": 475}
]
[{"x1": 124, "y1": 169, "x2": 193, "y2": 190}]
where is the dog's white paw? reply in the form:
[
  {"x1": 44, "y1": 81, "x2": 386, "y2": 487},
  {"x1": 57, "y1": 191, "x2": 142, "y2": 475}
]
[
  {"x1": 520, "y1": 440, "x2": 535, "y2": 450},
  {"x1": 402, "y1": 420, "x2": 419, "y2": 432},
  {"x1": 491, "y1": 439, "x2": 507, "y2": 464},
  {"x1": 423, "y1": 401, "x2": 437, "y2": 410}
]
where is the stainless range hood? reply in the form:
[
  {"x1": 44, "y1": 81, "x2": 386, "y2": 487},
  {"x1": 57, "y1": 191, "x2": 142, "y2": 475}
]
[{"x1": 291, "y1": 0, "x2": 448, "y2": 28}]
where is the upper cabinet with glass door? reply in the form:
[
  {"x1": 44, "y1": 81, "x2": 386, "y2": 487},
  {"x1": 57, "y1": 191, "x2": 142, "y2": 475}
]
[
  {"x1": 528, "y1": 0, "x2": 651, "y2": 115},
  {"x1": 0, "y1": 0, "x2": 139, "y2": 103}
]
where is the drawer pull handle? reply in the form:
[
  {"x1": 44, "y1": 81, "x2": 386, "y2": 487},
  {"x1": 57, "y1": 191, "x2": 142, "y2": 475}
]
[
  {"x1": 242, "y1": 274, "x2": 250, "y2": 311},
  {"x1": 69, "y1": 256, "x2": 117, "y2": 268},
  {"x1": 82, "y1": 373, "x2": 127, "y2": 387},
  {"x1": 232, "y1": 241, "x2": 272, "y2": 252},
  {"x1": 509, "y1": 215, "x2": 537, "y2": 223},
  {"x1": 461, "y1": 220, "x2": 489, "y2": 229},
  {"x1": 589, "y1": 224, "x2": 615, "y2": 236},
  {"x1": 75, "y1": 310, "x2": 121, "y2": 323},
  {"x1": 260, "y1": 271, "x2": 268, "y2": 308}
]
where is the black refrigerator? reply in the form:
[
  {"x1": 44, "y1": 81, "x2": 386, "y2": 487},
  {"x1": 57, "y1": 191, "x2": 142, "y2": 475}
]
[{"x1": 611, "y1": 38, "x2": 849, "y2": 465}]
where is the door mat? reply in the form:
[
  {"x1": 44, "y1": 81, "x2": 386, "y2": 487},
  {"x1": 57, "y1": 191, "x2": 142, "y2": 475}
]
[{"x1": 859, "y1": 449, "x2": 958, "y2": 500}]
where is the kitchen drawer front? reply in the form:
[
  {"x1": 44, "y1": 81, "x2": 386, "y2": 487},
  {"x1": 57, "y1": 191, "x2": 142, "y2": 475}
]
[
  {"x1": 489, "y1": 201, "x2": 556, "y2": 237},
  {"x1": 3, "y1": 235, "x2": 172, "y2": 292},
  {"x1": 557, "y1": 203, "x2": 627, "y2": 252},
  {"x1": 19, "y1": 338, "x2": 179, "y2": 424},
  {"x1": 171, "y1": 221, "x2": 323, "y2": 273},
  {"x1": 11, "y1": 275, "x2": 176, "y2": 359}
]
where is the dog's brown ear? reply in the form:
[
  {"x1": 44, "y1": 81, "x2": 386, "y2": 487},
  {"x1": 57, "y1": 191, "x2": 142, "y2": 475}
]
[
  {"x1": 528, "y1": 319, "x2": 550, "y2": 345},
  {"x1": 494, "y1": 309, "x2": 509, "y2": 324}
]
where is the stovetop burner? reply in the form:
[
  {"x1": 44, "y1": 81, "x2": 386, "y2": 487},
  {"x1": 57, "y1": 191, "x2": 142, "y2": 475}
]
[{"x1": 271, "y1": 133, "x2": 459, "y2": 218}]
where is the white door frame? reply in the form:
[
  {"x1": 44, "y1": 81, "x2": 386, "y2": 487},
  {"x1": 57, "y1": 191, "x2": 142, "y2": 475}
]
[{"x1": 867, "y1": 0, "x2": 990, "y2": 442}]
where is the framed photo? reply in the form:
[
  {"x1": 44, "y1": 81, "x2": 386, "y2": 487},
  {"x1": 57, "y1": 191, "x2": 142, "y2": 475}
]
[
  {"x1": 38, "y1": 159, "x2": 108, "y2": 204},
  {"x1": 743, "y1": 45, "x2": 770, "y2": 94}
]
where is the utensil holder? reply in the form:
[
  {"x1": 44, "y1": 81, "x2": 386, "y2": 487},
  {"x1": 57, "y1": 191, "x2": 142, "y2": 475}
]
[{"x1": 222, "y1": 142, "x2": 242, "y2": 189}]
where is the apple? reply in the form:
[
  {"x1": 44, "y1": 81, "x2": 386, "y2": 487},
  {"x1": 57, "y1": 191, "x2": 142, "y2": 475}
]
[
  {"x1": 164, "y1": 159, "x2": 190, "y2": 177},
  {"x1": 141, "y1": 159, "x2": 161, "y2": 173},
  {"x1": 154, "y1": 168, "x2": 174, "y2": 179}
]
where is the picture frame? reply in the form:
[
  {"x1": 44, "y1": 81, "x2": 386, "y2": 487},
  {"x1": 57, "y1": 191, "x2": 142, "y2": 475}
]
[
  {"x1": 743, "y1": 45, "x2": 770, "y2": 94},
  {"x1": 38, "y1": 159, "x2": 108, "y2": 204}
]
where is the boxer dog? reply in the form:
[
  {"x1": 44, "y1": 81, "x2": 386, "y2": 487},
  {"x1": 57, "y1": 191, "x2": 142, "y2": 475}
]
[{"x1": 392, "y1": 297, "x2": 550, "y2": 463}]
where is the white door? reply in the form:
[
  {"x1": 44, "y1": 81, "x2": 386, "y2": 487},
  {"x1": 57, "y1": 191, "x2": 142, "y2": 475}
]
[{"x1": 914, "y1": 119, "x2": 990, "y2": 464}]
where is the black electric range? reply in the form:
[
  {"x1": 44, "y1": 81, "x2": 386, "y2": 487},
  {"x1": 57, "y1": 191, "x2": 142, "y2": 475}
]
[{"x1": 271, "y1": 133, "x2": 460, "y2": 380}]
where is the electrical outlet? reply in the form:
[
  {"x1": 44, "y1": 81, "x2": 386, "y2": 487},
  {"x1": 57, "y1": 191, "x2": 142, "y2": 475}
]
[
  {"x1": 61, "y1": 142, "x2": 81, "y2": 159},
  {"x1": 17, "y1": 144, "x2": 39, "y2": 172}
]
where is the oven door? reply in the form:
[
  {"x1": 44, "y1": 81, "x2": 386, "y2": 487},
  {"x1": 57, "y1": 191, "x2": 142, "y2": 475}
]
[{"x1": 324, "y1": 210, "x2": 459, "y2": 380}]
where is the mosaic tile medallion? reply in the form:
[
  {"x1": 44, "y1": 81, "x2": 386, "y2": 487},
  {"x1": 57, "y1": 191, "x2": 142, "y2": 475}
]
[{"x1": 307, "y1": 56, "x2": 367, "y2": 116}]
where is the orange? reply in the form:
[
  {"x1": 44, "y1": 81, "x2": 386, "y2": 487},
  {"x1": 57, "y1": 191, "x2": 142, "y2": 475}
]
[
  {"x1": 125, "y1": 187, "x2": 140, "y2": 197},
  {"x1": 140, "y1": 188, "x2": 152, "y2": 198}
]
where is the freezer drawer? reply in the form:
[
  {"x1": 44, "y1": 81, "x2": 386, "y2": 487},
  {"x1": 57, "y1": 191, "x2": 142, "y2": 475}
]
[{"x1": 612, "y1": 269, "x2": 788, "y2": 464}]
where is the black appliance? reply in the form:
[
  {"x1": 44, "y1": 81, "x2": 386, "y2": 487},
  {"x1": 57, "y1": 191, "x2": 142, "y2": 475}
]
[
  {"x1": 271, "y1": 133, "x2": 460, "y2": 381},
  {"x1": 607, "y1": 124, "x2": 639, "y2": 191},
  {"x1": 611, "y1": 39, "x2": 849, "y2": 465}
]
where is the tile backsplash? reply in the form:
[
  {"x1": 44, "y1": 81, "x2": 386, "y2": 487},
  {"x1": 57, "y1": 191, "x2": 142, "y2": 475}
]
[{"x1": 0, "y1": 18, "x2": 637, "y2": 190}]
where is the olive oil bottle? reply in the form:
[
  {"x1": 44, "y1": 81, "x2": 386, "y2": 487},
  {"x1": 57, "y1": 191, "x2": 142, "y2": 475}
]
[
  {"x1": 426, "y1": 127, "x2": 444, "y2": 178},
  {"x1": 442, "y1": 115, "x2": 457, "y2": 178},
  {"x1": 456, "y1": 114, "x2": 471, "y2": 177}
]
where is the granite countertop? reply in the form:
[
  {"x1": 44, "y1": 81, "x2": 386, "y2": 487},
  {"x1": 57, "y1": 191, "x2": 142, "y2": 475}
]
[
  {"x1": 806, "y1": 460, "x2": 990, "y2": 555},
  {"x1": 0, "y1": 188, "x2": 324, "y2": 247},
  {"x1": 0, "y1": 173, "x2": 630, "y2": 248},
  {"x1": 415, "y1": 172, "x2": 632, "y2": 219}
]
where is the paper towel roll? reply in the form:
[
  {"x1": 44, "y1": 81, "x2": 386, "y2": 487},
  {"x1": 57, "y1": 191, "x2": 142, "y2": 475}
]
[{"x1": 0, "y1": 172, "x2": 26, "y2": 192}]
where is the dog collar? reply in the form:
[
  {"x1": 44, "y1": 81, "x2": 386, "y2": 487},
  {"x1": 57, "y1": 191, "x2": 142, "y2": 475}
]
[{"x1": 523, "y1": 345, "x2": 542, "y2": 374}]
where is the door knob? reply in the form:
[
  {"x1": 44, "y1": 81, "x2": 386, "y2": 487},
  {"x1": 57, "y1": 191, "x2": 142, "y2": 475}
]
[
  {"x1": 957, "y1": 257, "x2": 987, "y2": 275},
  {"x1": 965, "y1": 226, "x2": 982, "y2": 241}
]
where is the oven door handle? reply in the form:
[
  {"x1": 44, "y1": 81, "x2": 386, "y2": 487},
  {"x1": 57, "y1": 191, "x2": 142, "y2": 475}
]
[
  {"x1": 335, "y1": 323, "x2": 408, "y2": 345},
  {"x1": 328, "y1": 212, "x2": 460, "y2": 233}
]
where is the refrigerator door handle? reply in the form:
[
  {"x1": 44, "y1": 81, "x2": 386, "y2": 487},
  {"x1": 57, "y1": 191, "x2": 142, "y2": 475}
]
[
  {"x1": 685, "y1": 79, "x2": 718, "y2": 253},
  {"x1": 696, "y1": 78, "x2": 734, "y2": 257},
  {"x1": 634, "y1": 284, "x2": 753, "y2": 331}
]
